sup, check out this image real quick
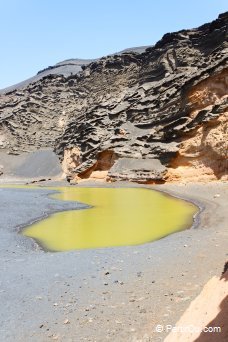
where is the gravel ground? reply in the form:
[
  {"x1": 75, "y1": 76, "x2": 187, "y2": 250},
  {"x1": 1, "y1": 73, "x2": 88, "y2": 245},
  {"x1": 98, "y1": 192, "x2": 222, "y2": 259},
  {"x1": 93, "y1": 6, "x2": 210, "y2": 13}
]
[{"x1": 0, "y1": 182, "x2": 227, "y2": 342}]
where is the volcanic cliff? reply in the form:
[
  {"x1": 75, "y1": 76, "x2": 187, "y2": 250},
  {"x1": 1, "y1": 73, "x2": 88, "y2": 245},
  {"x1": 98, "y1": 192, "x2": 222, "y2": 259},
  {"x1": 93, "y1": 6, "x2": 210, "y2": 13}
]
[{"x1": 0, "y1": 12, "x2": 227, "y2": 183}]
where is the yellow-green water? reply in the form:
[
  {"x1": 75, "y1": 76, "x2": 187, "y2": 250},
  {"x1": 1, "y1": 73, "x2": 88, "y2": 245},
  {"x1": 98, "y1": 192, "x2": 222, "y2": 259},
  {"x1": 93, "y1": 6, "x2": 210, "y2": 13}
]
[{"x1": 22, "y1": 187, "x2": 197, "y2": 252}]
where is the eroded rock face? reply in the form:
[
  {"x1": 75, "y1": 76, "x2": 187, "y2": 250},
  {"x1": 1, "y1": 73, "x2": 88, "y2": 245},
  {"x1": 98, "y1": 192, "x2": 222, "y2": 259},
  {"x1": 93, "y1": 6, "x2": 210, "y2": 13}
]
[
  {"x1": 108, "y1": 158, "x2": 166, "y2": 183},
  {"x1": 165, "y1": 70, "x2": 228, "y2": 182},
  {"x1": 166, "y1": 112, "x2": 228, "y2": 182},
  {"x1": 0, "y1": 12, "x2": 227, "y2": 182},
  {"x1": 62, "y1": 147, "x2": 81, "y2": 179}
]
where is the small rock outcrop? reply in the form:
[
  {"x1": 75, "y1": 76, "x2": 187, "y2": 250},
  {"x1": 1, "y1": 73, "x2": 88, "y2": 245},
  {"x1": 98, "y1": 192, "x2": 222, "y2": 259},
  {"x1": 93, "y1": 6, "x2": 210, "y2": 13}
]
[{"x1": 0, "y1": 13, "x2": 227, "y2": 183}]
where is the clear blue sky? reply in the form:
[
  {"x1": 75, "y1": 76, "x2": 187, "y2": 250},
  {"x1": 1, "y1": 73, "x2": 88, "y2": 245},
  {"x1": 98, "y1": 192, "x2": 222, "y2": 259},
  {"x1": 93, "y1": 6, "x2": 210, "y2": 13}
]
[{"x1": 0, "y1": 0, "x2": 227, "y2": 89}]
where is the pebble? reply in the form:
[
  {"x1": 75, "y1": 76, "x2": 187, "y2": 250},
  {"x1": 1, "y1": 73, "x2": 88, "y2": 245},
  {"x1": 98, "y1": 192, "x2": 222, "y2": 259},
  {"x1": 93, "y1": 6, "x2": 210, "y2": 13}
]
[
  {"x1": 114, "y1": 280, "x2": 124, "y2": 285},
  {"x1": 139, "y1": 308, "x2": 146, "y2": 313}
]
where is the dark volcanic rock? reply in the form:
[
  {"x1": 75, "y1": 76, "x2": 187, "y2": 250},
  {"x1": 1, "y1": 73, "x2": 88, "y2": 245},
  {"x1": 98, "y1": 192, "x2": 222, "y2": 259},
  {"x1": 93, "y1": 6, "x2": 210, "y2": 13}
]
[
  {"x1": 108, "y1": 158, "x2": 166, "y2": 182},
  {"x1": 0, "y1": 59, "x2": 94, "y2": 95},
  {"x1": 0, "y1": 13, "x2": 227, "y2": 182},
  {"x1": 0, "y1": 47, "x2": 149, "y2": 94}
]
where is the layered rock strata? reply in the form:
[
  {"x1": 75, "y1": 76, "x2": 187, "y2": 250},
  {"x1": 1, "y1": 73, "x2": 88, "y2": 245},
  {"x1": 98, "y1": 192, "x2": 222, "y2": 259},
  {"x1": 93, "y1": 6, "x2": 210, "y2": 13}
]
[{"x1": 0, "y1": 13, "x2": 227, "y2": 182}]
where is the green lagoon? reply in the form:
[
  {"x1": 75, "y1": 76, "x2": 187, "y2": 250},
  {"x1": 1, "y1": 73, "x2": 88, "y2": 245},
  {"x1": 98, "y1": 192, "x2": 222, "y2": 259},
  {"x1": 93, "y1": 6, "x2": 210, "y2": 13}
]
[{"x1": 22, "y1": 187, "x2": 197, "y2": 252}]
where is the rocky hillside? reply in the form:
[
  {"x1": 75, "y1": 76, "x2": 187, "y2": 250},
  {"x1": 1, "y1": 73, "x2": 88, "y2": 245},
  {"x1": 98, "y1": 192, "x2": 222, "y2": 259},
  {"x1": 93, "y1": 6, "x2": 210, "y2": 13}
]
[
  {"x1": 0, "y1": 12, "x2": 227, "y2": 183},
  {"x1": 0, "y1": 59, "x2": 94, "y2": 95}
]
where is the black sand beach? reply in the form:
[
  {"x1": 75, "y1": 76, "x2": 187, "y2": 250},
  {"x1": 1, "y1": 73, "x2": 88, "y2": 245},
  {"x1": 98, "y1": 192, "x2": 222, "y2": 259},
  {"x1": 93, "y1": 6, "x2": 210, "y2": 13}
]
[{"x1": 0, "y1": 182, "x2": 227, "y2": 341}]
